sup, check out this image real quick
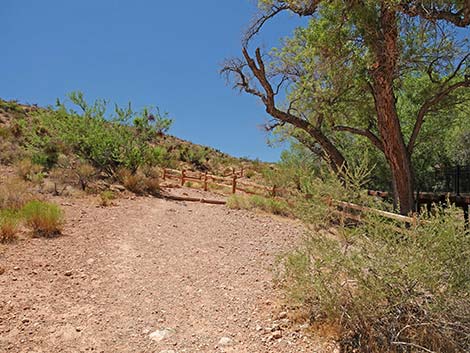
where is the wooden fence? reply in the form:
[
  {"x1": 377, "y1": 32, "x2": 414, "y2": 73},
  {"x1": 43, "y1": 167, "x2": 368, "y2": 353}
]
[
  {"x1": 327, "y1": 198, "x2": 419, "y2": 226},
  {"x1": 161, "y1": 168, "x2": 431, "y2": 226},
  {"x1": 161, "y1": 168, "x2": 278, "y2": 197}
]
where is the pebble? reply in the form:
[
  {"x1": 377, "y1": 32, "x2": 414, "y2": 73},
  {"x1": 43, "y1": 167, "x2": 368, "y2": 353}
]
[
  {"x1": 149, "y1": 328, "x2": 175, "y2": 342},
  {"x1": 278, "y1": 311, "x2": 288, "y2": 319},
  {"x1": 218, "y1": 336, "x2": 234, "y2": 346},
  {"x1": 64, "y1": 271, "x2": 73, "y2": 277}
]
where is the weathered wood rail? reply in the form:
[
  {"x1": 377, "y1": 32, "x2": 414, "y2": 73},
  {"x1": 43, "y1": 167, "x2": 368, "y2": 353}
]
[
  {"x1": 161, "y1": 168, "x2": 437, "y2": 226},
  {"x1": 161, "y1": 168, "x2": 280, "y2": 197}
]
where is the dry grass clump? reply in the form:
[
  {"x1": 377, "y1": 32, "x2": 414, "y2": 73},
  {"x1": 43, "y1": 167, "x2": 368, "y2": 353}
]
[
  {"x1": 116, "y1": 167, "x2": 160, "y2": 195},
  {"x1": 0, "y1": 178, "x2": 32, "y2": 210},
  {"x1": 16, "y1": 159, "x2": 43, "y2": 183},
  {"x1": 22, "y1": 200, "x2": 64, "y2": 237},
  {"x1": 0, "y1": 213, "x2": 19, "y2": 243}
]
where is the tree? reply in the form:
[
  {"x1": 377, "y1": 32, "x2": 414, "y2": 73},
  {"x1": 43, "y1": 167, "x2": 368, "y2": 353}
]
[{"x1": 223, "y1": 0, "x2": 470, "y2": 215}]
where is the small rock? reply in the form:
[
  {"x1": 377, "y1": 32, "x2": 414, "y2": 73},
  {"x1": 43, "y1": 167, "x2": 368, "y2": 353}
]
[
  {"x1": 149, "y1": 328, "x2": 175, "y2": 342},
  {"x1": 0, "y1": 267, "x2": 5, "y2": 275},
  {"x1": 278, "y1": 311, "x2": 288, "y2": 319},
  {"x1": 13, "y1": 266, "x2": 20, "y2": 271},
  {"x1": 272, "y1": 330, "x2": 282, "y2": 339},
  {"x1": 110, "y1": 184, "x2": 126, "y2": 192},
  {"x1": 64, "y1": 271, "x2": 73, "y2": 277},
  {"x1": 218, "y1": 336, "x2": 234, "y2": 346}
]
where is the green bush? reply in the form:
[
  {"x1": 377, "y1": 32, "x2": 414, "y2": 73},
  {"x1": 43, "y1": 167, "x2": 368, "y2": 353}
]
[
  {"x1": 22, "y1": 200, "x2": 64, "y2": 237},
  {"x1": 279, "y1": 198, "x2": 470, "y2": 352},
  {"x1": 99, "y1": 190, "x2": 116, "y2": 207},
  {"x1": 0, "y1": 210, "x2": 20, "y2": 243},
  {"x1": 19, "y1": 92, "x2": 173, "y2": 176},
  {"x1": 227, "y1": 194, "x2": 293, "y2": 217}
]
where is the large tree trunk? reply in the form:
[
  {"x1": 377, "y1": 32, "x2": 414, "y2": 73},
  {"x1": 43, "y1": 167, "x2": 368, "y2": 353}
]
[
  {"x1": 374, "y1": 84, "x2": 415, "y2": 214},
  {"x1": 370, "y1": 5, "x2": 415, "y2": 215}
]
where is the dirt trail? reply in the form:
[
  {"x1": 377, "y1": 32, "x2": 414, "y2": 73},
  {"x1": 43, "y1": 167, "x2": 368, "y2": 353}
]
[{"x1": 0, "y1": 190, "x2": 329, "y2": 353}]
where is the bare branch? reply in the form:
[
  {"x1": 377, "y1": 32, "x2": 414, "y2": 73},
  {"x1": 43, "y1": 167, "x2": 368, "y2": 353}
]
[
  {"x1": 244, "y1": 4, "x2": 289, "y2": 46},
  {"x1": 243, "y1": 1, "x2": 322, "y2": 45},
  {"x1": 241, "y1": 46, "x2": 347, "y2": 172}
]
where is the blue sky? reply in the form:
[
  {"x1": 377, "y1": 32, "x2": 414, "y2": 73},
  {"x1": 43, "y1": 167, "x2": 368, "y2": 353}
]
[{"x1": 1, "y1": 1, "x2": 305, "y2": 162}]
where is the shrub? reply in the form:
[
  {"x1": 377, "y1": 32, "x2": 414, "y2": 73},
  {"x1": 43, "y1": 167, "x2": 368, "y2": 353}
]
[
  {"x1": 16, "y1": 159, "x2": 43, "y2": 182},
  {"x1": 117, "y1": 167, "x2": 160, "y2": 195},
  {"x1": 22, "y1": 200, "x2": 64, "y2": 237},
  {"x1": 19, "y1": 92, "x2": 173, "y2": 176},
  {"x1": 0, "y1": 178, "x2": 32, "y2": 209},
  {"x1": 99, "y1": 190, "x2": 115, "y2": 207},
  {"x1": 227, "y1": 194, "x2": 293, "y2": 217},
  {"x1": 279, "y1": 202, "x2": 470, "y2": 352},
  {"x1": 0, "y1": 211, "x2": 20, "y2": 243}
]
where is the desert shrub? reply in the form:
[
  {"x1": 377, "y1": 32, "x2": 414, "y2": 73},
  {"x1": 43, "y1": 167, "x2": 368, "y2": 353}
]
[
  {"x1": 22, "y1": 200, "x2": 64, "y2": 237},
  {"x1": 0, "y1": 178, "x2": 32, "y2": 209},
  {"x1": 179, "y1": 146, "x2": 209, "y2": 170},
  {"x1": 227, "y1": 194, "x2": 293, "y2": 217},
  {"x1": 245, "y1": 169, "x2": 255, "y2": 179},
  {"x1": 99, "y1": 190, "x2": 116, "y2": 207},
  {"x1": 16, "y1": 159, "x2": 44, "y2": 182},
  {"x1": 19, "y1": 92, "x2": 173, "y2": 176},
  {"x1": 0, "y1": 140, "x2": 23, "y2": 164},
  {"x1": 0, "y1": 211, "x2": 20, "y2": 243},
  {"x1": 117, "y1": 167, "x2": 160, "y2": 195},
  {"x1": 279, "y1": 193, "x2": 470, "y2": 352}
]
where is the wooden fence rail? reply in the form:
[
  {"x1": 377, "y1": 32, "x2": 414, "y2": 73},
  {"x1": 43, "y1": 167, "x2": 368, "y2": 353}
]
[
  {"x1": 161, "y1": 168, "x2": 430, "y2": 226},
  {"x1": 161, "y1": 168, "x2": 278, "y2": 197}
]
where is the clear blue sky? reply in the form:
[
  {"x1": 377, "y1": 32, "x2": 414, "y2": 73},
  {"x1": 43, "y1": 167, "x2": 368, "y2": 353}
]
[{"x1": 1, "y1": 1, "x2": 305, "y2": 162}]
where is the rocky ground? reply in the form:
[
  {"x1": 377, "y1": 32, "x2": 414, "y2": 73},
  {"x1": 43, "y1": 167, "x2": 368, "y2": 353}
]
[{"x1": 0, "y1": 187, "x2": 336, "y2": 353}]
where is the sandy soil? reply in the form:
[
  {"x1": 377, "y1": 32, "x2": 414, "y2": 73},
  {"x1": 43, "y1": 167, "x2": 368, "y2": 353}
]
[{"x1": 0, "y1": 188, "x2": 334, "y2": 353}]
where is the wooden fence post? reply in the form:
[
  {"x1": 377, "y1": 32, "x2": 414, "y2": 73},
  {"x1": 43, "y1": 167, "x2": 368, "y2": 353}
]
[
  {"x1": 204, "y1": 173, "x2": 208, "y2": 191},
  {"x1": 240, "y1": 167, "x2": 244, "y2": 178},
  {"x1": 232, "y1": 175, "x2": 237, "y2": 194},
  {"x1": 181, "y1": 169, "x2": 186, "y2": 186},
  {"x1": 272, "y1": 185, "x2": 277, "y2": 197},
  {"x1": 162, "y1": 168, "x2": 167, "y2": 180}
]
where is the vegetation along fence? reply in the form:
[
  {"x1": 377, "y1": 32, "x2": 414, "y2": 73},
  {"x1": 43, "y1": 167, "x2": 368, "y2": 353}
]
[{"x1": 161, "y1": 168, "x2": 281, "y2": 197}]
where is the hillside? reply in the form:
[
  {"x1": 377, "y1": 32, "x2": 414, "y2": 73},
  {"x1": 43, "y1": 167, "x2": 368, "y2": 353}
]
[{"x1": 0, "y1": 98, "x2": 268, "y2": 174}]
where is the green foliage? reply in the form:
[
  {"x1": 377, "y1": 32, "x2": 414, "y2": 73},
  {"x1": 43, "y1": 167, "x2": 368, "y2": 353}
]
[
  {"x1": 179, "y1": 145, "x2": 209, "y2": 170},
  {"x1": 22, "y1": 200, "x2": 64, "y2": 237},
  {"x1": 227, "y1": 194, "x2": 293, "y2": 217},
  {"x1": 263, "y1": 142, "x2": 320, "y2": 190},
  {"x1": 277, "y1": 169, "x2": 470, "y2": 352},
  {"x1": 20, "y1": 92, "x2": 173, "y2": 176},
  {"x1": 0, "y1": 210, "x2": 20, "y2": 243},
  {"x1": 99, "y1": 190, "x2": 116, "y2": 207}
]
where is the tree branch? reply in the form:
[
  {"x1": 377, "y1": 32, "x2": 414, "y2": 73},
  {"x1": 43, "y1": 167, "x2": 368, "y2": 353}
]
[
  {"x1": 244, "y1": 1, "x2": 322, "y2": 45},
  {"x1": 396, "y1": 2, "x2": 470, "y2": 27},
  {"x1": 408, "y1": 76, "x2": 470, "y2": 154},
  {"x1": 333, "y1": 125, "x2": 385, "y2": 152},
  {"x1": 240, "y1": 47, "x2": 346, "y2": 172}
]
